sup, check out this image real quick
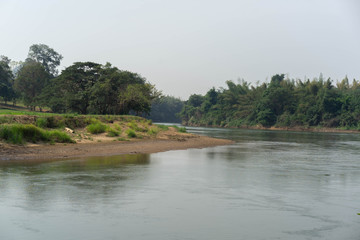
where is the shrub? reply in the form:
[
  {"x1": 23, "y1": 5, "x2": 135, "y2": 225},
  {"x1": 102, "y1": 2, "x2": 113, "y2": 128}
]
[
  {"x1": 126, "y1": 129, "x2": 137, "y2": 138},
  {"x1": 114, "y1": 124, "x2": 122, "y2": 131},
  {"x1": 87, "y1": 122, "x2": 107, "y2": 134},
  {"x1": 47, "y1": 130, "x2": 75, "y2": 143},
  {"x1": 36, "y1": 117, "x2": 48, "y2": 128},
  {"x1": 128, "y1": 121, "x2": 147, "y2": 132},
  {"x1": 148, "y1": 127, "x2": 159, "y2": 135},
  {"x1": 107, "y1": 128, "x2": 120, "y2": 137}
]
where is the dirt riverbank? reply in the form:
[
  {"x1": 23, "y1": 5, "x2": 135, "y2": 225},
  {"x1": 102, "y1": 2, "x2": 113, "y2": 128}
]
[{"x1": 0, "y1": 134, "x2": 233, "y2": 161}]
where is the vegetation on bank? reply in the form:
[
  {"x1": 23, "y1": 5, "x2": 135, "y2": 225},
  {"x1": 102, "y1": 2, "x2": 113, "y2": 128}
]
[
  {"x1": 180, "y1": 74, "x2": 360, "y2": 130},
  {"x1": 0, "y1": 110, "x2": 187, "y2": 145},
  {"x1": 148, "y1": 96, "x2": 184, "y2": 123},
  {"x1": 0, "y1": 124, "x2": 74, "y2": 144},
  {"x1": 1, "y1": 44, "x2": 160, "y2": 115},
  {"x1": 3, "y1": 44, "x2": 360, "y2": 132}
]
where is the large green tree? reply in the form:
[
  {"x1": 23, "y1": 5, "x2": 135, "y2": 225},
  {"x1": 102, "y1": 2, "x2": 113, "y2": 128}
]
[
  {"x1": 27, "y1": 44, "x2": 63, "y2": 77},
  {"x1": 0, "y1": 55, "x2": 15, "y2": 103},
  {"x1": 14, "y1": 61, "x2": 50, "y2": 110},
  {"x1": 40, "y1": 62, "x2": 160, "y2": 115}
]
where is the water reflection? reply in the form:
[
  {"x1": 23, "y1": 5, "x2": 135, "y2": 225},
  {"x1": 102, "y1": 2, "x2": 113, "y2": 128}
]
[{"x1": 0, "y1": 154, "x2": 150, "y2": 212}]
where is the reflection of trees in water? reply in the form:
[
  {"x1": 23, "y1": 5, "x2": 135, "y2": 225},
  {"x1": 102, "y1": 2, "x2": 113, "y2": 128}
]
[{"x1": 0, "y1": 154, "x2": 151, "y2": 211}]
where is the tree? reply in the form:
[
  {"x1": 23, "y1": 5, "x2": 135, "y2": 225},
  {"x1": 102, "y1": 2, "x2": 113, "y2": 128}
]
[
  {"x1": 149, "y1": 96, "x2": 184, "y2": 123},
  {"x1": 40, "y1": 61, "x2": 160, "y2": 115},
  {"x1": 27, "y1": 44, "x2": 63, "y2": 76},
  {"x1": 51, "y1": 62, "x2": 103, "y2": 114},
  {"x1": 0, "y1": 56, "x2": 15, "y2": 103},
  {"x1": 119, "y1": 83, "x2": 160, "y2": 115},
  {"x1": 14, "y1": 61, "x2": 50, "y2": 110}
]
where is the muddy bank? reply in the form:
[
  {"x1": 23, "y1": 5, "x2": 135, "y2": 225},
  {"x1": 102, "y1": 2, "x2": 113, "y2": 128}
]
[{"x1": 0, "y1": 135, "x2": 233, "y2": 161}]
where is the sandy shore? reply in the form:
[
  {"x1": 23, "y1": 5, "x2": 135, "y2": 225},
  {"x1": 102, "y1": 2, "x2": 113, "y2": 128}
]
[{"x1": 0, "y1": 135, "x2": 233, "y2": 161}]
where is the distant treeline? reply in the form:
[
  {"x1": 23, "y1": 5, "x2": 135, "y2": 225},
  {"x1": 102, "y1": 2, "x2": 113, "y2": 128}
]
[
  {"x1": 149, "y1": 96, "x2": 184, "y2": 123},
  {"x1": 180, "y1": 74, "x2": 360, "y2": 129},
  {"x1": 0, "y1": 44, "x2": 159, "y2": 115}
]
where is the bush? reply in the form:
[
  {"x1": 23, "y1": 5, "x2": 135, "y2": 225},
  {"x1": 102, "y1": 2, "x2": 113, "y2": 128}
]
[
  {"x1": 107, "y1": 128, "x2": 120, "y2": 137},
  {"x1": 126, "y1": 129, "x2": 137, "y2": 138},
  {"x1": 47, "y1": 130, "x2": 75, "y2": 143},
  {"x1": 36, "y1": 117, "x2": 48, "y2": 128},
  {"x1": 148, "y1": 127, "x2": 159, "y2": 135},
  {"x1": 87, "y1": 122, "x2": 107, "y2": 134}
]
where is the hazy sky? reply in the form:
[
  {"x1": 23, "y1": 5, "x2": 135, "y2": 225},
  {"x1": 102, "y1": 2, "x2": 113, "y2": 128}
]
[{"x1": 1, "y1": 0, "x2": 359, "y2": 99}]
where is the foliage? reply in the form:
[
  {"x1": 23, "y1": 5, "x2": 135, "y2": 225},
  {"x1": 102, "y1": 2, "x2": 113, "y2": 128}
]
[
  {"x1": 14, "y1": 61, "x2": 50, "y2": 110},
  {"x1": 39, "y1": 62, "x2": 160, "y2": 115},
  {"x1": 149, "y1": 96, "x2": 184, "y2": 123},
  {"x1": 0, "y1": 56, "x2": 16, "y2": 103},
  {"x1": 86, "y1": 121, "x2": 107, "y2": 134},
  {"x1": 106, "y1": 128, "x2": 120, "y2": 137},
  {"x1": 173, "y1": 125, "x2": 187, "y2": 133},
  {"x1": 180, "y1": 74, "x2": 360, "y2": 129},
  {"x1": 27, "y1": 44, "x2": 63, "y2": 77},
  {"x1": 0, "y1": 124, "x2": 74, "y2": 144},
  {"x1": 36, "y1": 117, "x2": 48, "y2": 128},
  {"x1": 126, "y1": 129, "x2": 137, "y2": 138},
  {"x1": 3, "y1": 45, "x2": 159, "y2": 116},
  {"x1": 156, "y1": 124, "x2": 169, "y2": 130}
]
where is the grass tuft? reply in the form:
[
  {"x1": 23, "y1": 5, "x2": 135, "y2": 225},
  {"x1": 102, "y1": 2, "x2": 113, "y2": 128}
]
[
  {"x1": 173, "y1": 125, "x2": 187, "y2": 133},
  {"x1": 156, "y1": 124, "x2": 169, "y2": 130},
  {"x1": 0, "y1": 124, "x2": 74, "y2": 144},
  {"x1": 126, "y1": 129, "x2": 137, "y2": 138},
  {"x1": 36, "y1": 117, "x2": 48, "y2": 128},
  {"x1": 87, "y1": 122, "x2": 107, "y2": 134},
  {"x1": 106, "y1": 127, "x2": 120, "y2": 137}
]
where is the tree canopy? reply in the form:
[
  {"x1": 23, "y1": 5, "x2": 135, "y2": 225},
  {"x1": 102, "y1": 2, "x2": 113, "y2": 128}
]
[
  {"x1": 180, "y1": 74, "x2": 360, "y2": 129},
  {"x1": 39, "y1": 62, "x2": 160, "y2": 115},
  {"x1": 14, "y1": 61, "x2": 50, "y2": 110},
  {"x1": 27, "y1": 44, "x2": 63, "y2": 77},
  {"x1": 0, "y1": 56, "x2": 15, "y2": 103}
]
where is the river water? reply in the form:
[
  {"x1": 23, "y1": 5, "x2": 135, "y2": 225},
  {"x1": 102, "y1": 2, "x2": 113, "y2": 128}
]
[{"x1": 0, "y1": 127, "x2": 359, "y2": 240}]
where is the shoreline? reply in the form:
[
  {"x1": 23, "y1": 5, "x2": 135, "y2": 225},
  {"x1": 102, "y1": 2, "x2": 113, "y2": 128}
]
[
  {"x1": 185, "y1": 124, "x2": 360, "y2": 134},
  {"x1": 0, "y1": 135, "x2": 234, "y2": 161},
  {"x1": 243, "y1": 125, "x2": 360, "y2": 134}
]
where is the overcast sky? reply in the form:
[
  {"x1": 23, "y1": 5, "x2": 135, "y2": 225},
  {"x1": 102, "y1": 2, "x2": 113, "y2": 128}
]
[{"x1": 1, "y1": 0, "x2": 359, "y2": 99}]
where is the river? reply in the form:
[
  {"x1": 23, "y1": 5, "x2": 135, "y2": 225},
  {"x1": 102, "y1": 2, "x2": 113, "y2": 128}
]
[{"x1": 0, "y1": 127, "x2": 359, "y2": 240}]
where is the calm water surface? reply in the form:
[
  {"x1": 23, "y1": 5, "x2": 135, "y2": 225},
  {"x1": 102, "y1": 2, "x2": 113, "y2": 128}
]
[{"x1": 1, "y1": 127, "x2": 360, "y2": 240}]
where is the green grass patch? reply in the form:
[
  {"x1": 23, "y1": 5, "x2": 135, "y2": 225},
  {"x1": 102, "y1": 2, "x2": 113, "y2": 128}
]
[
  {"x1": 156, "y1": 124, "x2": 169, "y2": 130},
  {"x1": 36, "y1": 117, "x2": 48, "y2": 128},
  {"x1": 106, "y1": 128, "x2": 120, "y2": 137},
  {"x1": 117, "y1": 137, "x2": 129, "y2": 141},
  {"x1": 126, "y1": 129, "x2": 137, "y2": 138},
  {"x1": 0, "y1": 116, "x2": 13, "y2": 124},
  {"x1": 148, "y1": 127, "x2": 160, "y2": 135},
  {"x1": 128, "y1": 121, "x2": 147, "y2": 132},
  {"x1": 46, "y1": 130, "x2": 75, "y2": 143},
  {"x1": 87, "y1": 122, "x2": 107, "y2": 134},
  {"x1": 0, "y1": 124, "x2": 74, "y2": 144},
  {"x1": 173, "y1": 125, "x2": 187, "y2": 133}
]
